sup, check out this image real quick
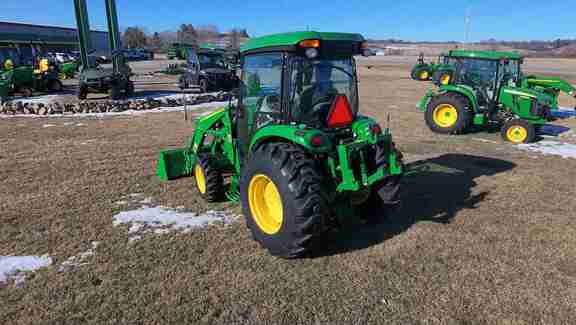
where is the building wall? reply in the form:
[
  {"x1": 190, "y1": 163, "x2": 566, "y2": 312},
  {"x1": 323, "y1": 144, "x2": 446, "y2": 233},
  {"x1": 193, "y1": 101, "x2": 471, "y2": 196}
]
[{"x1": 0, "y1": 21, "x2": 109, "y2": 57}]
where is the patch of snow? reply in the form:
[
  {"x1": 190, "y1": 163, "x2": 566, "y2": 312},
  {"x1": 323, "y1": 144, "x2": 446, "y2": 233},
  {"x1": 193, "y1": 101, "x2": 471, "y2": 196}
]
[
  {"x1": 10, "y1": 95, "x2": 62, "y2": 105},
  {"x1": 0, "y1": 101, "x2": 226, "y2": 119},
  {"x1": 114, "y1": 200, "x2": 128, "y2": 205},
  {"x1": 139, "y1": 197, "x2": 152, "y2": 205},
  {"x1": 517, "y1": 140, "x2": 576, "y2": 159},
  {"x1": 113, "y1": 207, "x2": 237, "y2": 241},
  {"x1": 0, "y1": 255, "x2": 52, "y2": 284},
  {"x1": 129, "y1": 193, "x2": 144, "y2": 198},
  {"x1": 42, "y1": 124, "x2": 56, "y2": 128},
  {"x1": 58, "y1": 242, "x2": 100, "y2": 272},
  {"x1": 472, "y1": 138, "x2": 498, "y2": 144}
]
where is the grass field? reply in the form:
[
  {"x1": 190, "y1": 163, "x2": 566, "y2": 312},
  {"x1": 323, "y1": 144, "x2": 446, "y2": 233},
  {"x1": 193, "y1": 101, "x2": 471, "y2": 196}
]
[{"x1": 2, "y1": 57, "x2": 576, "y2": 324}]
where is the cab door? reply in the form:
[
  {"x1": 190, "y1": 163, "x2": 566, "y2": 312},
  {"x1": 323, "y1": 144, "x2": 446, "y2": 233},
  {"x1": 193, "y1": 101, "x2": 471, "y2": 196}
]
[{"x1": 236, "y1": 53, "x2": 284, "y2": 160}]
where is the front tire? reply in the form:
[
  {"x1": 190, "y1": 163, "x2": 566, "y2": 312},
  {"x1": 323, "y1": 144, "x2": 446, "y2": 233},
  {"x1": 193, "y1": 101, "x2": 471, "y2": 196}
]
[
  {"x1": 425, "y1": 94, "x2": 471, "y2": 134},
  {"x1": 240, "y1": 143, "x2": 328, "y2": 259},
  {"x1": 501, "y1": 119, "x2": 536, "y2": 144},
  {"x1": 194, "y1": 154, "x2": 224, "y2": 202}
]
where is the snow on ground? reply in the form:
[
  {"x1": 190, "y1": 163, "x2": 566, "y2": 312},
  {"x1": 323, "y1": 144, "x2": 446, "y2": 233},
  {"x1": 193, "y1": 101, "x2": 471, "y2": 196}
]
[
  {"x1": 517, "y1": 140, "x2": 576, "y2": 159},
  {"x1": 113, "y1": 207, "x2": 237, "y2": 242},
  {"x1": 58, "y1": 242, "x2": 100, "y2": 272},
  {"x1": 0, "y1": 255, "x2": 52, "y2": 285},
  {"x1": 9, "y1": 94, "x2": 62, "y2": 105},
  {"x1": 0, "y1": 101, "x2": 226, "y2": 119}
]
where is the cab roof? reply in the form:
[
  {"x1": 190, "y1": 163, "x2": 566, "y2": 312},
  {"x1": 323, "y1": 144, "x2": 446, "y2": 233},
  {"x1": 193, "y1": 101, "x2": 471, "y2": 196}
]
[
  {"x1": 448, "y1": 50, "x2": 523, "y2": 60},
  {"x1": 240, "y1": 31, "x2": 365, "y2": 54}
]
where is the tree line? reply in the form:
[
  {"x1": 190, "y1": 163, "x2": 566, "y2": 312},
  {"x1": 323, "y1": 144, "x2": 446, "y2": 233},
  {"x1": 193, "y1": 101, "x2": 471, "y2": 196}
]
[{"x1": 122, "y1": 24, "x2": 250, "y2": 51}]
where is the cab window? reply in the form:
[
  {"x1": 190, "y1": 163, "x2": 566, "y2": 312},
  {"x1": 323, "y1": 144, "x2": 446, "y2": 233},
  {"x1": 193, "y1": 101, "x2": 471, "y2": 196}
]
[{"x1": 241, "y1": 53, "x2": 283, "y2": 129}]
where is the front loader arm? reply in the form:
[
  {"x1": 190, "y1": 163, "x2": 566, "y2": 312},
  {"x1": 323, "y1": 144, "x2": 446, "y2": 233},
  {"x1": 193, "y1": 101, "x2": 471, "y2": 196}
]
[
  {"x1": 524, "y1": 77, "x2": 576, "y2": 108},
  {"x1": 157, "y1": 107, "x2": 233, "y2": 181}
]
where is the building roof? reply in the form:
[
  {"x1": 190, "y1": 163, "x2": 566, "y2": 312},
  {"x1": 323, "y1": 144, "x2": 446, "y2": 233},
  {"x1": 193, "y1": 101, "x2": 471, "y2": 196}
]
[{"x1": 0, "y1": 20, "x2": 107, "y2": 33}]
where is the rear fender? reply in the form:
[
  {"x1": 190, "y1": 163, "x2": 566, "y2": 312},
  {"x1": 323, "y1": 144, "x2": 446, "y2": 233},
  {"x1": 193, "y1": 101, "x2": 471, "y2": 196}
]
[{"x1": 438, "y1": 85, "x2": 478, "y2": 112}]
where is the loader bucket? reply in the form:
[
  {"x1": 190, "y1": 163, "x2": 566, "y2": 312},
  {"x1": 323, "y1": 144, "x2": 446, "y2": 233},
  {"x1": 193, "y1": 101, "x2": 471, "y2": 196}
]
[{"x1": 156, "y1": 148, "x2": 195, "y2": 181}]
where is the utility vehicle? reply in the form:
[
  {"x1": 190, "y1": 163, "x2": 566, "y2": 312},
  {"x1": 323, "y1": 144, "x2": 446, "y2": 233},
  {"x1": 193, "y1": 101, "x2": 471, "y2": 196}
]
[
  {"x1": 157, "y1": 32, "x2": 404, "y2": 258},
  {"x1": 73, "y1": 0, "x2": 133, "y2": 100},
  {"x1": 417, "y1": 50, "x2": 576, "y2": 144},
  {"x1": 178, "y1": 46, "x2": 239, "y2": 92}
]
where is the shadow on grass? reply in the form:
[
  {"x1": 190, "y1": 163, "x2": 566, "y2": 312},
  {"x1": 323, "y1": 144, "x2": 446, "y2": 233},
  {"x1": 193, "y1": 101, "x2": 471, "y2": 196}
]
[{"x1": 315, "y1": 154, "x2": 516, "y2": 257}]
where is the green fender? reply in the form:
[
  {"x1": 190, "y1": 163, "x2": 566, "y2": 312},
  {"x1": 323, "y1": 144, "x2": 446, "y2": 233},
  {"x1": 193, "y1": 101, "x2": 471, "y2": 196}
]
[
  {"x1": 438, "y1": 85, "x2": 479, "y2": 112},
  {"x1": 417, "y1": 84, "x2": 478, "y2": 113},
  {"x1": 249, "y1": 125, "x2": 333, "y2": 153}
]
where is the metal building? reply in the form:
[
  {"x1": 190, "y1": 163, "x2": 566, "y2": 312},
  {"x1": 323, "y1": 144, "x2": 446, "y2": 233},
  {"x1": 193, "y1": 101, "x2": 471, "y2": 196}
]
[{"x1": 0, "y1": 21, "x2": 109, "y2": 60}]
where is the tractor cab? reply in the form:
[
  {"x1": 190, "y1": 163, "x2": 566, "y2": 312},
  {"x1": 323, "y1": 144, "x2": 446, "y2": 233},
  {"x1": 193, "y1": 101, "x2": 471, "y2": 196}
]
[
  {"x1": 441, "y1": 50, "x2": 525, "y2": 109},
  {"x1": 235, "y1": 33, "x2": 369, "y2": 155}
]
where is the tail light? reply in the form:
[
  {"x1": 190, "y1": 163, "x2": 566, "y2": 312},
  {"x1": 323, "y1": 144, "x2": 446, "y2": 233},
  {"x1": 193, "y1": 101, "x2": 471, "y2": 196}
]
[
  {"x1": 370, "y1": 124, "x2": 382, "y2": 135},
  {"x1": 326, "y1": 95, "x2": 354, "y2": 128}
]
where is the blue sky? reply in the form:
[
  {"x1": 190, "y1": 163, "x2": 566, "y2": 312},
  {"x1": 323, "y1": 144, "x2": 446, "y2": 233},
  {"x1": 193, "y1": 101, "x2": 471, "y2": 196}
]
[{"x1": 1, "y1": 0, "x2": 574, "y2": 41}]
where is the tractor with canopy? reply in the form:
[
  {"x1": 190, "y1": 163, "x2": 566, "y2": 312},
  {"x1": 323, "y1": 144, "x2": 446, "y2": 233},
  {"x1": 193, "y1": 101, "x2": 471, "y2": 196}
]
[{"x1": 157, "y1": 32, "x2": 404, "y2": 258}]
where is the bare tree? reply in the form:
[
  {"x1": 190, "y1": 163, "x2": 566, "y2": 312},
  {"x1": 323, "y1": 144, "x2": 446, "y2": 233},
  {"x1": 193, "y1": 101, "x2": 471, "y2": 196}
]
[
  {"x1": 149, "y1": 32, "x2": 163, "y2": 50},
  {"x1": 123, "y1": 27, "x2": 147, "y2": 49},
  {"x1": 228, "y1": 29, "x2": 241, "y2": 50},
  {"x1": 177, "y1": 24, "x2": 197, "y2": 46},
  {"x1": 196, "y1": 25, "x2": 219, "y2": 44}
]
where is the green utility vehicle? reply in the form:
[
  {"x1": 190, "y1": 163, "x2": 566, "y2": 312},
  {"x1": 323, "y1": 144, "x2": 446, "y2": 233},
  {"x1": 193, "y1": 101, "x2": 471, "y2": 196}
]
[
  {"x1": 410, "y1": 53, "x2": 447, "y2": 81},
  {"x1": 167, "y1": 43, "x2": 194, "y2": 60},
  {"x1": 417, "y1": 50, "x2": 576, "y2": 144},
  {"x1": 157, "y1": 32, "x2": 404, "y2": 258},
  {"x1": 178, "y1": 46, "x2": 239, "y2": 92},
  {"x1": 73, "y1": 0, "x2": 133, "y2": 100}
]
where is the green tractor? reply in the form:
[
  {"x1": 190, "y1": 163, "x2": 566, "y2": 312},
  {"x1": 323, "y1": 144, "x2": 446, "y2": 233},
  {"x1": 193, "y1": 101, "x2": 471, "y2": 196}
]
[
  {"x1": 410, "y1": 53, "x2": 447, "y2": 81},
  {"x1": 417, "y1": 50, "x2": 575, "y2": 144},
  {"x1": 157, "y1": 32, "x2": 404, "y2": 258}
]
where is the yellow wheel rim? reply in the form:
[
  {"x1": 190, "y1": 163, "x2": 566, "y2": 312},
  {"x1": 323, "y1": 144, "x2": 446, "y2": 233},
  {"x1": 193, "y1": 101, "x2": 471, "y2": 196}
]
[
  {"x1": 433, "y1": 104, "x2": 458, "y2": 128},
  {"x1": 194, "y1": 164, "x2": 206, "y2": 194},
  {"x1": 248, "y1": 174, "x2": 283, "y2": 235},
  {"x1": 440, "y1": 74, "x2": 451, "y2": 85},
  {"x1": 506, "y1": 126, "x2": 528, "y2": 144},
  {"x1": 419, "y1": 70, "x2": 429, "y2": 80}
]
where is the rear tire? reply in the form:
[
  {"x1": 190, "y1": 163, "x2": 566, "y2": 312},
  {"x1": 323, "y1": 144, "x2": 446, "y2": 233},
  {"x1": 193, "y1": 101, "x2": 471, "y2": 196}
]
[
  {"x1": 425, "y1": 94, "x2": 471, "y2": 134},
  {"x1": 47, "y1": 79, "x2": 63, "y2": 93},
  {"x1": 78, "y1": 84, "x2": 88, "y2": 100},
  {"x1": 240, "y1": 143, "x2": 328, "y2": 259},
  {"x1": 412, "y1": 66, "x2": 431, "y2": 81},
  {"x1": 501, "y1": 119, "x2": 536, "y2": 144},
  {"x1": 19, "y1": 87, "x2": 33, "y2": 97},
  {"x1": 199, "y1": 78, "x2": 209, "y2": 93},
  {"x1": 194, "y1": 154, "x2": 224, "y2": 202}
]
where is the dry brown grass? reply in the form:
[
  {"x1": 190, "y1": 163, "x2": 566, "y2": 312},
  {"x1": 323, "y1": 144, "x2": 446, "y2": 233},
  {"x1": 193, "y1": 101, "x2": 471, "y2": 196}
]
[{"x1": 1, "y1": 58, "x2": 576, "y2": 324}]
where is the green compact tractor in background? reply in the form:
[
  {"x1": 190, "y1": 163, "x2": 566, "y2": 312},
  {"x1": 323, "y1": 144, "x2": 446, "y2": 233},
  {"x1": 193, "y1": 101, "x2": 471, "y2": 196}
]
[
  {"x1": 410, "y1": 53, "x2": 447, "y2": 81},
  {"x1": 158, "y1": 32, "x2": 404, "y2": 258},
  {"x1": 417, "y1": 50, "x2": 576, "y2": 144}
]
